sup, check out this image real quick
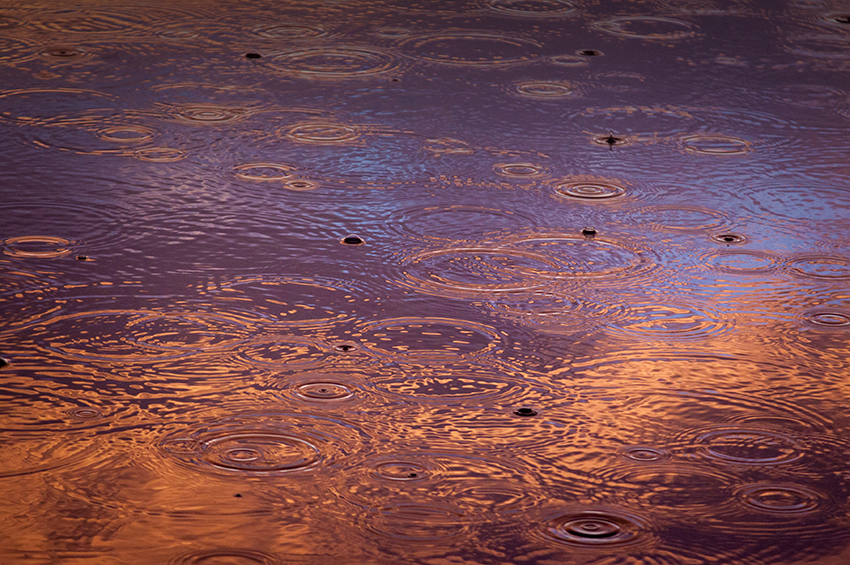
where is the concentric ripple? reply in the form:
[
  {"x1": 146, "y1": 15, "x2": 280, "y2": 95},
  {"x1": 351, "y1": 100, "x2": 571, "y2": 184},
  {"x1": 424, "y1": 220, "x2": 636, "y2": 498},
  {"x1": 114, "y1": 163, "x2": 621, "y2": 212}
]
[
  {"x1": 361, "y1": 502, "x2": 468, "y2": 542},
  {"x1": 252, "y1": 23, "x2": 327, "y2": 40},
  {"x1": 133, "y1": 147, "x2": 187, "y2": 161},
  {"x1": 2, "y1": 236, "x2": 75, "y2": 259},
  {"x1": 510, "y1": 235, "x2": 652, "y2": 280},
  {"x1": 161, "y1": 413, "x2": 363, "y2": 476},
  {"x1": 543, "y1": 509, "x2": 650, "y2": 548},
  {"x1": 605, "y1": 302, "x2": 732, "y2": 342},
  {"x1": 234, "y1": 336, "x2": 329, "y2": 369},
  {"x1": 680, "y1": 133, "x2": 753, "y2": 155},
  {"x1": 358, "y1": 317, "x2": 504, "y2": 361},
  {"x1": 513, "y1": 80, "x2": 577, "y2": 98},
  {"x1": 233, "y1": 162, "x2": 297, "y2": 182},
  {"x1": 397, "y1": 247, "x2": 558, "y2": 298},
  {"x1": 591, "y1": 16, "x2": 697, "y2": 40},
  {"x1": 737, "y1": 483, "x2": 826, "y2": 515},
  {"x1": 619, "y1": 446, "x2": 670, "y2": 462},
  {"x1": 163, "y1": 104, "x2": 260, "y2": 125},
  {"x1": 19, "y1": 309, "x2": 257, "y2": 362},
  {"x1": 0, "y1": 87, "x2": 116, "y2": 126},
  {"x1": 787, "y1": 255, "x2": 850, "y2": 280},
  {"x1": 553, "y1": 176, "x2": 627, "y2": 200},
  {"x1": 803, "y1": 309, "x2": 850, "y2": 329},
  {"x1": 626, "y1": 205, "x2": 728, "y2": 232},
  {"x1": 270, "y1": 46, "x2": 402, "y2": 78},
  {"x1": 170, "y1": 548, "x2": 280, "y2": 565},
  {"x1": 695, "y1": 428, "x2": 802, "y2": 465},
  {"x1": 703, "y1": 250, "x2": 781, "y2": 274},
  {"x1": 397, "y1": 32, "x2": 542, "y2": 66},
  {"x1": 486, "y1": 0, "x2": 576, "y2": 17},
  {"x1": 285, "y1": 121, "x2": 359, "y2": 144}
]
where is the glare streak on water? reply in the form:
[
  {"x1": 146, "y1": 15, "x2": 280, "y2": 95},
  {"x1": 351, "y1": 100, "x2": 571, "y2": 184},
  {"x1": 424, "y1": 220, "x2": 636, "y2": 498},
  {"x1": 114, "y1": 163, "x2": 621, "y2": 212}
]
[{"x1": 1, "y1": 1, "x2": 850, "y2": 564}]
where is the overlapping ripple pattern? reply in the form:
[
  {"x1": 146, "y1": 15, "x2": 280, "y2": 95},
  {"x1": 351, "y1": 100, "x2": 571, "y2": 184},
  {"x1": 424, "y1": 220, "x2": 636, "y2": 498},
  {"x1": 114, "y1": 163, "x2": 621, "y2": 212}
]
[{"x1": 1, "y1": 0, "x2": 849, "y2": 564}]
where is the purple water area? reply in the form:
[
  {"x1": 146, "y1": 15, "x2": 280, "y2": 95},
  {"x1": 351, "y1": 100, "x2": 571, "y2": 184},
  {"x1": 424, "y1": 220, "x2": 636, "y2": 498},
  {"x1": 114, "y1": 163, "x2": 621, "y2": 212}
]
[{"x1": 1, "y1": 0, "x2": 849, "y2": 563}]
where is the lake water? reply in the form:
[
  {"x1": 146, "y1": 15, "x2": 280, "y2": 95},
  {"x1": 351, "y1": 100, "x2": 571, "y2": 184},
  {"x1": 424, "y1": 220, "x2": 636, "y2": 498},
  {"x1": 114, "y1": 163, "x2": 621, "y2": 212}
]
[{"x1": 1, "y1": 0, "x2": 849, "y2": 563}]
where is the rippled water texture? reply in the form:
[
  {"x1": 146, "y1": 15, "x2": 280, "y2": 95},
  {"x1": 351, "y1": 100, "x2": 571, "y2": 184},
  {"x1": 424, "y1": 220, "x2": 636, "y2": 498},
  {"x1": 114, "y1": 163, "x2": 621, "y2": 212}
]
[{"x1": 1, "y1": 0, "x2": 849, "y2": 564}]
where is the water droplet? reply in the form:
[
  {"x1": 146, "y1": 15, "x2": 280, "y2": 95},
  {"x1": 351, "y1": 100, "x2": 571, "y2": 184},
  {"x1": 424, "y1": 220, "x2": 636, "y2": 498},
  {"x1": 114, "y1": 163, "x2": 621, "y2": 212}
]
[
  {"x1": 578, "y1": 49, "x2": 602, "y2": 56},
  {"x1": 710, "y1": 233, "x2": 748, "y2": 244},
  {"x1": 295, "y1": 382, "x2": 354, "y2": 401},
  {"x1": 620, "y1": 446, "x2": 669, "y2": 462},
  {"x1": 341, "y1": 235, "x2": 364, "y2": 245},
  {"x1": 374, "y1": 461, "x2": 429, "y2": 481},
  {"x1": 581, "y1": 226, "x2": 596, "y2": 236},
  {"x1": 244, "y1": 52, "x2": 262, "y2": 59},
  {"x1": 513, "y1": 407, "x2": 538, "y2": 417}
]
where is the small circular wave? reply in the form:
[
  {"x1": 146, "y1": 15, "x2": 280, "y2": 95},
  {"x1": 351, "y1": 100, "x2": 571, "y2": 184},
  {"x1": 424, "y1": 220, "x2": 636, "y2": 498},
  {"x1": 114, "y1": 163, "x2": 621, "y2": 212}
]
[
  {"x1": 509, "y1": 235, "x2": 653, "y2": 280},
  {"x1": 362, "y1": 502, "x2": 468, "y2": 541},
  {"x1": 19, "y1": 309, "x2": 257, "y2": 362},
  {"x1": 738, "y1": 483, "x2": 826, "y2": 515},
  {"x1": 494, "y1": 162, "x2": 547, "y2": 177},
  {"x1": 619, "y1": 446, "x2": 670, "y2": 462},
  {"x1": 38, "y1": 45, "x2": 92, "y2": 60},
  {"x1": 513, "y1": 80, "x2": 577, "y2": 98},
  {"x1": 285, "y1": 121, "x2": 359, "y2": 144},
  {"x1": 0, "y1": 87, "x2": 116, "y2": 126},
  {"x1": 626, "y1": 205, "x2": 729, "y2": 232},
  {"x1": 252, "y1": 23, "x2": 327, "y2": 40},
  {"x1": 358, "y1": 317, "x2": 504, "y2": 361},
  {"x1": 803, "y1": 309, "x2": 850, "y2": 328},
  {"x1": 270, "y1": 46, "x2": 402, "y2": 78},
  {"x1": 397, "y1": 32, "x2": 542, "y2": 66},
  {"x1": 170, "y1": 548, "x2": 279, "y2": 565},
  {"x1": 2, "y1": 235, "x2": 75, "y2": 258},
  {"x1": 486, "y1": 0, "x2": 576, "y2": 17},
  {"x1": 605, "y1": 302, "x2": 732, "y2": 342},
  {"x1": 703, "y1": 250, "x2": 781, "y2": 274},
  {"x1": 680, "y1": 133, "x2": 753, "y2": 155},
  {"x1": 553, "y1": 177, "x2": 627, "y2": 200},
  {"x1": 96, "y1": 124, "x2": 156, "y2": 144},
  {"x1": 787, "y1": 255, "x2": 850, "y2": 280},
  {"x1": 65, "y1": 407, "x2": 102, "y2": 420},
  {"x1": 233, "y1": 162, "x2": 297, "y2": 182},
  {"x1": 161, "y1": 413, "x2": 363, "y2": 476},
  {"x1": 696, "y1": 428, "x2": 802, "y2": 465},
  {"x1": 164, "y1": 104, "x2": 259, "y2": 125},
  {"x1": 591, "y1": 16, "x2": 697, "y2": 40},
  {"x1": 397, "y1": 247, "x2": 557, "y2": 298},
  {"x1": 202, "y1": 433, "x2": 321, "y2": 473},
  {"x1": 32, "y1": 6, "x2": 211, "y2": 36},
  {"x1": 133, "y1": 147, "x2": 187, "y2": 161},
  {"x1": 234, "y1": 336, "x2": 329, "y2": 369},
  {"x1": 544, "y1": 508, "x2": 650, "y2": 548},
  {"x1": 374, "y1": 460, "x2": 429, "y2": 481}
]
